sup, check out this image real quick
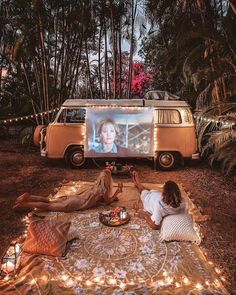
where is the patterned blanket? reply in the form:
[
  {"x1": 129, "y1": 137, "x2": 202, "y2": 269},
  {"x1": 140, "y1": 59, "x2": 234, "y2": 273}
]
[{"x1": 0, "y1": 182, "x2": 229, "y2": 295}]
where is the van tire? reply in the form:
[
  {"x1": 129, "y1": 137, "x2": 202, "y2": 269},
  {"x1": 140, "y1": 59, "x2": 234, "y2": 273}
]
[
  {"x1": 33, "y1": 125, "x2": 46, "y2": 147},
  {"x1": 65, "y1": 147, "x2": 85, "y2": 169},
  {"x1": 155, "y1": 151, "x2": 178, "y2": 171}
]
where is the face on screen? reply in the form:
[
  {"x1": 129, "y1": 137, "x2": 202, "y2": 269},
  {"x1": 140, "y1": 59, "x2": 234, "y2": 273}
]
[
  {"x1": 85, "y1": 108, "x2": 154, "y2": 157},
  {"x1": 100, "y1": 122, "x2": 116, "y2": 145}
]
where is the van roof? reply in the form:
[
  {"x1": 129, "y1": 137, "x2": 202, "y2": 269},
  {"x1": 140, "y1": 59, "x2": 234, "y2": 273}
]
[{"x1": 62, "y1": 99, "x2": 190, "y2": 108}]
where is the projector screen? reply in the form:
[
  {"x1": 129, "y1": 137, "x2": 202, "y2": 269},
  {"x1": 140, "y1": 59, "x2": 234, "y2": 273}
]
[{"x1": 85, "y1": 108, "x2": 154, "y2": 157}]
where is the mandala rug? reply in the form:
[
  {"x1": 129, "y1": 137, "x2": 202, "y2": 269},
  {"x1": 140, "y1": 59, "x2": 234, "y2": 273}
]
[{"x1": 0, "y1": 182, "x2": 229, "y2": 295}]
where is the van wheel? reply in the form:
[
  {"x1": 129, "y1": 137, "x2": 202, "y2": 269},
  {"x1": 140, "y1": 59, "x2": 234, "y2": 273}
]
[
  {"x1": 66, "y1": 147, "x2": 85, "y2": 169},
  {"x1": 155, "y1": 152, "x2": 177, "y2": 171}
]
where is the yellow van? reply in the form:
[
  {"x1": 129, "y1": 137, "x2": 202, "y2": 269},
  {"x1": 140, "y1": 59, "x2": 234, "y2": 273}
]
[{"x1": 34, "y1": 99, "x2": 199, "y2": 170}]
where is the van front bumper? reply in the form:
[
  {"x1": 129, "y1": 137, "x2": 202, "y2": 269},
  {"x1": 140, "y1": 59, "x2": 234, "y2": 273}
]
[{"x1": 192, "y1": 152, "x2": 200, "y2": 160}]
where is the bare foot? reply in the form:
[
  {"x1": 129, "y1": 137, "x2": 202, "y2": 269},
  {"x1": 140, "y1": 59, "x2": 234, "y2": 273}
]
[
  {"x1": 132, "y1": 171, "x2": 140, "y2": 187},
  {"x1": 15, "y1": 193, "x2": 30, "y2": 204},
  {"x1": 117, "y1": 182, "x2": 123, "y2": 194}
]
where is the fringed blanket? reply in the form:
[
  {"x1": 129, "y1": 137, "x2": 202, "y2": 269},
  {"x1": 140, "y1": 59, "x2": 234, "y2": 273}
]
[{"x1": 0, "y1": 182, "x2": 229, "y2": 295}]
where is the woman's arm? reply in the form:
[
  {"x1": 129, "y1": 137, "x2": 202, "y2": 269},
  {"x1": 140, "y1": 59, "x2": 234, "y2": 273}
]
[{"x1": 137, "y1": 210, "x2": 160, "y2": 230}]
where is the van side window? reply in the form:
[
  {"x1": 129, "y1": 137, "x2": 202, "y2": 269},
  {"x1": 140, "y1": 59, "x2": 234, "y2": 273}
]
[
  {"x1": 57, "y1": 109, "x2": 86, "y2": 123},
  {"x1": 155, "y1": 109, "x2": 181, "y2": 124}
]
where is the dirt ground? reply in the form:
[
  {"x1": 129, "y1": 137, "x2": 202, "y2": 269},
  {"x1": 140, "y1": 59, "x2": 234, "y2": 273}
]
[{"x1": 0, "y1": 139, "x2": 235, "y2": 294}]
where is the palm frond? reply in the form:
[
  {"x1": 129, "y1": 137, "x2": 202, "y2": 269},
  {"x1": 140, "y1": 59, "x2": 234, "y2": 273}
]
[
  {"x1": 201, "y1": 129, "x2": 235, "y2": 156},
  {"x1": 209, "y1": 144, "x2": 236, "y2": 175}
]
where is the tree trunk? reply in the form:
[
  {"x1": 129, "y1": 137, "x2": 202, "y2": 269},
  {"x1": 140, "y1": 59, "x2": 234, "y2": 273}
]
[
  {"x1": 127, "y1": 0, "x2": 137, "y2": 100},
  {"x1": 85, "y1": 38, "x2": 94, "y2": 99},
  {"x1": 109, "y1": 1, "x2": 117, "y2": 99},
  {"x1": 118, "y1": 24, "x2": 122, "y2": 99},
  {"x1": 98, "y1": 24, "x2": 103, "y2": 99},
  {"x1": 21, "y1": 59, "x2": 39, "y2": 125}
]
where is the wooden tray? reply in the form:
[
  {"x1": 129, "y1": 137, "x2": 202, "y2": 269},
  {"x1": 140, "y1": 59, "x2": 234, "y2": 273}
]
[{"x1": 99, "y1": 212, "x2": 130, "y2": 227}]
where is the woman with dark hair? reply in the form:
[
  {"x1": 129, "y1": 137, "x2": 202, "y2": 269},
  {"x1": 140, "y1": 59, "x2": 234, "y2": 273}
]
[
  {"x1": 133, "y1": 171, "x2": 188, "y2": 230},
  {"x1": 13, "y1": 170, "x2": 123, "y2": 212}
]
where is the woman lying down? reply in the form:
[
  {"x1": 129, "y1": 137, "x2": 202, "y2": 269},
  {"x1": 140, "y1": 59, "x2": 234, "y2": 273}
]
[{"x1": 13, "y1": 170, "x2": 123, "y2": 212}]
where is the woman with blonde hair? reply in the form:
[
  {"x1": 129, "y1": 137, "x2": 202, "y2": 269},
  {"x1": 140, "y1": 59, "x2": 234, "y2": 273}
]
[
  {"x1": 13, "y1": 170, "x2": 122, "y2": 212},
  {"x1": 91, "y1": 118, "x2": 129, "y2": 154}
]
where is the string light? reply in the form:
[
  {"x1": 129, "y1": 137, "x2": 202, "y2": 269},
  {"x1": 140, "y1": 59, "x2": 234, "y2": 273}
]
[
  {"x1": 182, "y1": 277, "x2": 190, "y2": 285},
  {"x1": 0, "y1": 108, "x2": 60, "y2": 124},
  {"x1": 119, "y1": 282, "x2": 126, "y2": 288},
  {"x1": 195, "y1": 282, "x2": 203, "y2": 290},
  {"x1": 85, "y1": 280, "x2": 92, "y2": 286},
  {"x1": 108, "y1": 278, "x2": 117, "y2": 285},
  {"x1": 61, "y1": 274, "x2": 69, "y2": 281},
  {"x1": 215, "y1": 267, "x2": 221, "y2": 274},
  {"x1": 193, "y1": 114, "x2": 235, "y2": 128},
  {"x1": 175, "y1": 282, "x2": 181, "y2": 288}
]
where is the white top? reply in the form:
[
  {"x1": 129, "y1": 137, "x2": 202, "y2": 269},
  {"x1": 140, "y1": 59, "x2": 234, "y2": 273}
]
[{"x1": 141, "y1": 189, "x2": 189, "y2": 225}]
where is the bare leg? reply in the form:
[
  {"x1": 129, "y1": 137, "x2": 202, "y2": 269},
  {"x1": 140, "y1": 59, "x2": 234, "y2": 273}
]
[
  {"x1": 15, "y1": 193, "x2": 49, "y2": 204},
  {"x1": 132, "y1": 171, "x2": 147, "y2": 193},
  {"x1": 13, "y1": 201, "x2": 66, "y2": 212}
]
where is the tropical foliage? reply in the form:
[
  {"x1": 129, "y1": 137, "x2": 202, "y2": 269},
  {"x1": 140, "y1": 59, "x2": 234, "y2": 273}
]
[
  {"x1": 140, "y1": 0, "x2": 236, "y2": 175},
  {"x1": 0, "y1": 0, "x2": 146, "y2": 122},
  {"x1": 195, "y1": 103, "x2": 236, "y2": 175}
]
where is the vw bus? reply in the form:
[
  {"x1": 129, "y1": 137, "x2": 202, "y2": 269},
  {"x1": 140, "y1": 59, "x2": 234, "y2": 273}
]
[{"x1": 33, "y1": 99, "x2": 199, "y2": 170}]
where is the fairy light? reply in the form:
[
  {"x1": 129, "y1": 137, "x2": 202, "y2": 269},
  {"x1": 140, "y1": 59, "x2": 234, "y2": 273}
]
[
  {"x1": 3, "y1": 275, "x2": 10, "y2": 281},
  {"x1": 175, "y1": 282, "x2": 181, "y2": 288},
  {"x1": 205, "y1": 280, "x2": 210, "y2": 286},
  {"x1": 182, "y1": 277, "x2": 190, "y2": 285},
  {"x1": 119, "y1": 282, "x2": 126, "y2": 288},
  {"x1": 66, "y1": 278, "x2": 74, "y2": 287},
  {"x1": 108, "y1": 278, "x2": 117, "y2": 285},
  {"x1": 220, "y1": 276, "x2": 226, "y2": 282},
  {"x1": 61, "y1": 274, "x2": 69, "y2": 281},
  {"x1": 94, "y1": 277, "x2": 101, "y2": 283},
  {"x1": 215, "y1": 267, "x2": 221, "y2": 274},
  {"x1": 165, "y1": 276, "x2": 173, "y2": 284},
  {"x1": 0, "y1": 107, "x2": 60, "y2": 124},
  {"x1": 195, "y1": 282, "x2": 203, "y2": 290},
  {"x1": 129, "y1": 280, "x2": 134, "y2": 285},
  {"x1": 30, "y1": 278, "x2": 36, "y2": 285},
  {"x1": 163, "y1": 271, "x2": 168, "y2": 277},
  {"x1": 41, "y1": 275, "x2": 47, "y2": 282},
  {"x1": 85, "y1": 280, "x2": 92, "y2": 286}
]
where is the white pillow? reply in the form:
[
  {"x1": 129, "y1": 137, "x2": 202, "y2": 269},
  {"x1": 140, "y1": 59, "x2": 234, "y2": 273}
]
[{"x1": 159, "y1": 213, "x2": 201, "y2": 244}]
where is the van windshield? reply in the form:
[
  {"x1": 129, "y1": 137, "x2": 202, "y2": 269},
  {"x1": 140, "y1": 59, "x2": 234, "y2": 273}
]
[{"x1": 58, "y1": 109, "x2": 86, "y2": 123}]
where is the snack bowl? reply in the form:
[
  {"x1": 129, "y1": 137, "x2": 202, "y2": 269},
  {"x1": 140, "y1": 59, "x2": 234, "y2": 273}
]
[{"x1": 99, "y1": 210, "x2": 130, "y2": 227}]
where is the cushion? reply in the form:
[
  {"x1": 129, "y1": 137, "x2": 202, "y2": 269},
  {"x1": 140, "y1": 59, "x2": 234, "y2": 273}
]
[
  {"x1": 159, "y1": 213, "x2": 201, "y2": 244},
  {"x1": 23, "y1": 219, "x2": 71, "y2": 256}
]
